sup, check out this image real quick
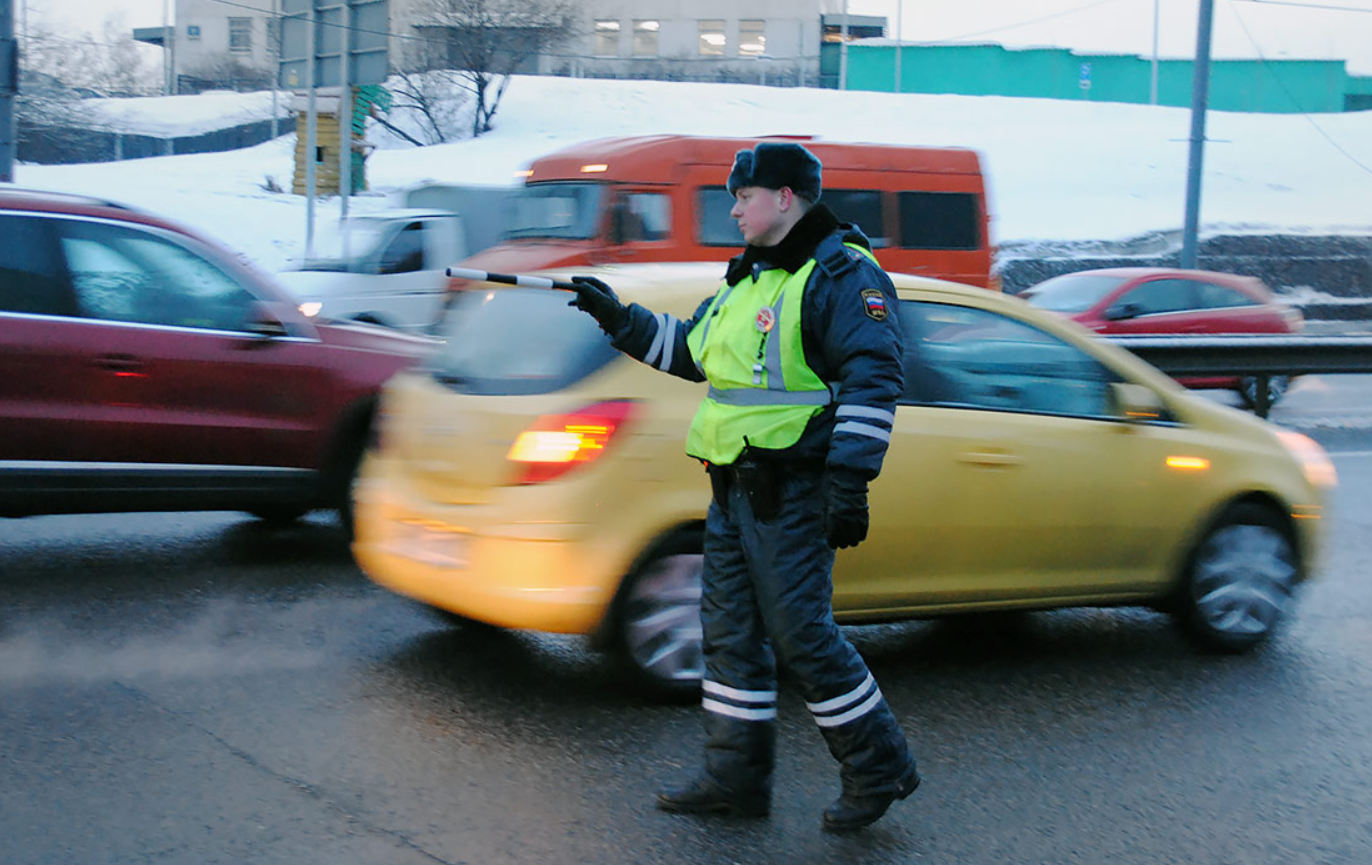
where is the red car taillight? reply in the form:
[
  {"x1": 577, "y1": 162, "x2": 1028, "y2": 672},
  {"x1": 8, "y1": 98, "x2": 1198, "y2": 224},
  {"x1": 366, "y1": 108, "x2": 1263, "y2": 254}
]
[{"x1": 506, "y1": 400, "x2": 637, "y2": 484}]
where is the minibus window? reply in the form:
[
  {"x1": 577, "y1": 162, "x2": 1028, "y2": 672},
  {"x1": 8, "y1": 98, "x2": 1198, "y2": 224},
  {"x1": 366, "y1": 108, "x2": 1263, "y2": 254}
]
[
  {"x1": 506, "y1": 182, "x2": 605, "y2": 241},
  {"x1": 898, "y1": 192, "x2": 981, "y2": 250},
  {"x1": 696, "y1": 187, "x2": 743, "y2": 247},
  {"x1": 823, "y1": 189, "x2": 887, "y2": 248},
  {"x1": 621, "y1": 193, "x2": 672, "y2": 242}
]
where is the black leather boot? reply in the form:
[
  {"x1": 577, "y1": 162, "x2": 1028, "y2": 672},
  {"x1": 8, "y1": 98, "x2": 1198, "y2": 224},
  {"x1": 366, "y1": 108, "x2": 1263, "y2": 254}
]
[
  {"x1": 657, "y1": 774, "x2": 770, "y2": 818},
  {"x1": 821, "y1": 769, "x2": 920, "y2": 832}
]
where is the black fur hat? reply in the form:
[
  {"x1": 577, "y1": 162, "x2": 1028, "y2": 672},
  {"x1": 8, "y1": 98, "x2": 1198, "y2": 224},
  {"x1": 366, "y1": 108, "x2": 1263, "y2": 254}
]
[{"x1": 726, "y1": 142, "x2": 823, "y2": 203}]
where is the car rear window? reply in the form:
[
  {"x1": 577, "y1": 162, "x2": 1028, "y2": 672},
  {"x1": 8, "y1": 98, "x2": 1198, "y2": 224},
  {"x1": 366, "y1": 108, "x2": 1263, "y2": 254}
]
[
  {"x1": 0, "y1": 214, "x2": 76, "y2": 317},
  {"x1": 428, "y1": 288, "x2": 619, "y2": 395}
]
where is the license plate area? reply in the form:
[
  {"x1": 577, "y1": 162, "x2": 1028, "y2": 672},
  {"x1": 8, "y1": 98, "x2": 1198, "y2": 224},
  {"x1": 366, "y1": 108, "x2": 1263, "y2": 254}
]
[{"x1": 381, "y1": 518, "x2": 471, "y2": 568}]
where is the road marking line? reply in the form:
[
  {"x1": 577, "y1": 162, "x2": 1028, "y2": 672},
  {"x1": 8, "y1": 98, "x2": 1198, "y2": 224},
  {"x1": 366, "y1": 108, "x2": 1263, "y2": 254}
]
[{"x1": 1327, "y1": 450, "x2": 1372, "y2": 458}]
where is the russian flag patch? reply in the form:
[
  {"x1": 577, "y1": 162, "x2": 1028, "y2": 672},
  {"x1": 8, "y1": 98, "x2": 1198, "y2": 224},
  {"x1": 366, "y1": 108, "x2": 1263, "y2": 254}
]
[{"x1": 860, "y1": 288, "x2": 888, "y2": 321}]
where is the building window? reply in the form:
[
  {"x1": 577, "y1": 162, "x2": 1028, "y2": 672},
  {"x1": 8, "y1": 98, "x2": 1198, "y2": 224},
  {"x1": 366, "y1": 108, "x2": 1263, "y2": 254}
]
[
  {"x1": 229, "y1": 17, "x2": 252, "y2": 52},
  {"x1": 738, "y1": 20, "x2": 766, "y2": 56},
  {"x1": 698, "y1": 20, "x2": 725, "y2": 56},
  {"x1": 186, "y1": 24, "x2": 201, "y2": 41},
  {"x1": 266, "y1": 17, "x2": 281, "y2": 54},
  {"x1": 632, "y1": 20, "x2": 659, "y2": 57},
  {"x1": 593, "y1": 20, "x2": 620, "y2": 57}
]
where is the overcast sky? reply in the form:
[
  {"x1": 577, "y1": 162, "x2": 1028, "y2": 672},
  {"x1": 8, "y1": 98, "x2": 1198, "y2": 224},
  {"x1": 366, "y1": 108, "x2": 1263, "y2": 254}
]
[{"x1": 25, "y1": 0, "x2": 1372, "y2": 75}]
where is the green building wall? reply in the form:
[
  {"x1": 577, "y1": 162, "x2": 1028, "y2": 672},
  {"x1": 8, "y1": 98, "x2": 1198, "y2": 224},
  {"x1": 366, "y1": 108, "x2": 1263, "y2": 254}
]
[{"x1": 838, "y1": 43, "x2": 1360, "y2": 114}]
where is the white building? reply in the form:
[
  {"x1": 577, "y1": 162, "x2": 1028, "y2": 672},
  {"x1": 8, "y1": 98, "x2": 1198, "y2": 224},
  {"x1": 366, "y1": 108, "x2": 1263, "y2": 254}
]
[{"x1": 137, "y1": 0, "x2": 872, "y2": 93}]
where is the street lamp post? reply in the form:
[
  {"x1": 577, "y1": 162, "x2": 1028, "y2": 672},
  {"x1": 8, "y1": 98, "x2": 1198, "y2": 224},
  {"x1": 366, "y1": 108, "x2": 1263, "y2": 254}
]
[
  {"x1": 1180, "y1": 0, "x2": 1216, "y2": 269},
  {"x1": 1151, "y1": 0, "x2": 1160, "y2": 104}
]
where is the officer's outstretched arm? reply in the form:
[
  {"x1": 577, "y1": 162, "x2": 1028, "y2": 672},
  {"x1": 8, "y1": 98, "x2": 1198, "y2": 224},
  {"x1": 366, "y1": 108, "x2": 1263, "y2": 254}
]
[{"x1": 569, "y1": 276, "x2": 709, "y2": 383}]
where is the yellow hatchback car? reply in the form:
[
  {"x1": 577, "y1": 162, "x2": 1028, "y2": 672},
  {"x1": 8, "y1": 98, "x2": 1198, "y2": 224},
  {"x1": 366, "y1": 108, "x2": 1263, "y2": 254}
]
[{"x1": 352, "y1": 263, "x2": 1335, "y2": 693}]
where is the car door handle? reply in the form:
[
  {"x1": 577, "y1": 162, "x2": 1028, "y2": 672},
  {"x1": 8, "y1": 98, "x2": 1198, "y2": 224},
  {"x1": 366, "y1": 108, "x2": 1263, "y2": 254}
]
[
  {"x1": 957, "y1": 449, "x2": 1024, "y2": 467},
  {"x1": 92, "y1": 354, "x2": 145, "y2": 372}
]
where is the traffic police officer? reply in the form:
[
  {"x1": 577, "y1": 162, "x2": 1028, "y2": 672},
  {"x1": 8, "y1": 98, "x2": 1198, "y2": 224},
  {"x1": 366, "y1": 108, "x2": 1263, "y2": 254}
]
[{"x1": 567, "y1": 142, "x2": 919, "y2": 832}]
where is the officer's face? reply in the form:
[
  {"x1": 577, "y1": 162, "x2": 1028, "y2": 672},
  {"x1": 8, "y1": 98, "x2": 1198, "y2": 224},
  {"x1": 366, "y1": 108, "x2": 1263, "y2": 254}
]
[{"x1": 730, "y1": 186, "x2": 793, "y2": 247}]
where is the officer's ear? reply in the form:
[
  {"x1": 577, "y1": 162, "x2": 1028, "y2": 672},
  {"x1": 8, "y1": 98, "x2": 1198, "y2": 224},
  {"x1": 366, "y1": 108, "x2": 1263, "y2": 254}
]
[{"x1": 776, "y1": 187, "x2": 796, "y2": 212}]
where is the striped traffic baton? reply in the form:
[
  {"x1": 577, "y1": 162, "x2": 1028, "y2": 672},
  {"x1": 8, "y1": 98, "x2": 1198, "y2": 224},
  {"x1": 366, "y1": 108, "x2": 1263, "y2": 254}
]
[{"x1": 446, "y1": 267, "x2": 582, "y2": 291}]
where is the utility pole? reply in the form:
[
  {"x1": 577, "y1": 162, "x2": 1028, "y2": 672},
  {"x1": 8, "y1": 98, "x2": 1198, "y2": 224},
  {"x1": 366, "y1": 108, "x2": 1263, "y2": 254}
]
[
  {"x1": 1180, "y1": 0, "x2": 1216, "y2": 269},
  {"x1": 338, "y1": 1, "x2": 352, "y2": 235},
  {"x1": 1150, "y1": 0, "x2": 1160, "y2": 104},
  {"x1": 1, "y1": 0, "x2": 15, "y2": 182},
  {"x1": 839, "y1": 0, "x2": 849, "y2": 90},
  {"x1": 305, "y1": 5, "x2": 317, "y2": 259},
  {"x1": 271, "y1": 0, "x2": 280, "y2": 139},
  {"x1": 162, "y1": 0, "x2": 173, "y2": 95},
  {"x1": 893, "y1": 0, "x2": 902, "y2": 93}
]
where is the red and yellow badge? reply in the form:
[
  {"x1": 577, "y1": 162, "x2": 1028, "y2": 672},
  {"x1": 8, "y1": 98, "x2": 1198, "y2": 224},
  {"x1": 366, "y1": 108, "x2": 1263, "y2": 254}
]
[
  {"x1": 860, "y1": 288, "x2": 888, "y2": 321},
  {"x1": 755, "y1": 305, "x2": 776, "y2": 333}
]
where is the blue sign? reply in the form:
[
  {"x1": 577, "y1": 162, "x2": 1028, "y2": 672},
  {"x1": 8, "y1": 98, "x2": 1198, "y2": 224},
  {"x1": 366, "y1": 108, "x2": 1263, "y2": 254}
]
[{"x1": 1079, "y1": 62, "x2": 1092, "y2": 90}]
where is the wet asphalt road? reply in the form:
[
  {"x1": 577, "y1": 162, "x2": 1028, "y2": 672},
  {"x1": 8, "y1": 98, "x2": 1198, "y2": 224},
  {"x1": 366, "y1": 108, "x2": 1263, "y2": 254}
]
[{"x1": 3, "y1": 443, "x2": 1372, "y2": 863}]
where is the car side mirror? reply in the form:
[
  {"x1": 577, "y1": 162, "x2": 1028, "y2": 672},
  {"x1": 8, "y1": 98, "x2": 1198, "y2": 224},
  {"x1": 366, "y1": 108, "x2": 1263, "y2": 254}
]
[
  {"x1": 1104, "y1": 302, "x2": 1142, "y2": 321},
  {"x1": 245, "y1": 304, "x2": 290, "y2": 338},
  {"x1": 1110, "y1": 382, "x2": 1166, "y2": 423}
]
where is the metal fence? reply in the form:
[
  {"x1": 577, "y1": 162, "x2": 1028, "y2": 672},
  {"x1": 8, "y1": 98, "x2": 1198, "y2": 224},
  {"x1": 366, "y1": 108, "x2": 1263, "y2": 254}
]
[{"x1": 1106, "y1": 333, "x2": 1372, "y2": 416}]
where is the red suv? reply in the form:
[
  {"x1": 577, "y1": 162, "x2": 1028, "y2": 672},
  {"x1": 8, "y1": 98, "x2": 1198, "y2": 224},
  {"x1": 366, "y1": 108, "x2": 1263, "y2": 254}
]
[
  {"x1": 1023, "y1": 267, "x2": 1304, "y2": 408},
  {"x1": 0, "y1": 188, "x2": 432, "y2": 527}
]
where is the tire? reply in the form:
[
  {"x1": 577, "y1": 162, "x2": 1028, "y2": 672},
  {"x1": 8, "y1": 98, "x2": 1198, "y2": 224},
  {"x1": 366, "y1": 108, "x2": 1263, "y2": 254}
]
[
  {"x1": 1172, "y1": 502, "x2": 1299, "y2": 653},
  {"x1": 333, "y1": 435, "x2": 370, "y2": 541},
  {"x1": 613, "y1": 536, "x2": 705, "y2": 698},
  {"x1": 1237, "y1": 375, "x2": 1290, "y2": 411}
]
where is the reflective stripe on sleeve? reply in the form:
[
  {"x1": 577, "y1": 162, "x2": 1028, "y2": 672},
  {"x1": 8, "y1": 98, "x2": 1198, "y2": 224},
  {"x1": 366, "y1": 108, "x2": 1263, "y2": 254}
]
[
  {"x1": 836, "y1": 405, "x2": 896, "y2": 425},
  {"x1": 834, "y1": 421, "x2": 892, "y2": 443},
  {"x1": 643, "y1": 313, "x2": 667, "y2": 367},
  {"x1": 657, "y1": 315, "x2": 679, "y2": 371}
]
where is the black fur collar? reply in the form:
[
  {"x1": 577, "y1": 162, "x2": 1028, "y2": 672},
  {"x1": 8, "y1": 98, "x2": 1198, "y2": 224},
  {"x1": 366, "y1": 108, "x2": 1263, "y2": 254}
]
[{"x1": 725, "y1": 203, "x2": 847, "y2": 286}]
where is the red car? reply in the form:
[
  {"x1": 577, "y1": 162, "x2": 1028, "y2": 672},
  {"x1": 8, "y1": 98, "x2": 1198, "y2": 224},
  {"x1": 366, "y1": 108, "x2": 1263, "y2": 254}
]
[
  {"x1": 0, "y1": 188, "x2": 433, "y2": 528},
  {"x1": 1023, "y1": 267, "x2": 1303, "y2": 408}
]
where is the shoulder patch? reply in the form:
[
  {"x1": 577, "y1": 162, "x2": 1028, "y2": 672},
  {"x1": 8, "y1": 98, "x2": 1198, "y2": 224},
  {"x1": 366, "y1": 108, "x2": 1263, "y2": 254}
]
[{"x1": 859, "y1": 288, "x2": 888, "y2": 321}]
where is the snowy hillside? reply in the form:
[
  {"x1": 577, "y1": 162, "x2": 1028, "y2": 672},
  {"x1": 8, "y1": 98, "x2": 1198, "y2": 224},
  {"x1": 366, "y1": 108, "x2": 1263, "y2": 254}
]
[{"x1": 14, "y1": 75, "x2": 1372, "y2": 274}]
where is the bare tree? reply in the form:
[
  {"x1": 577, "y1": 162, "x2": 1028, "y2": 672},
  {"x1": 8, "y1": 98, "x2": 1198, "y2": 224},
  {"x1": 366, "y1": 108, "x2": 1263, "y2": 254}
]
[
  {"x1": 411, "y1": 0, "x2": 575, "y2": 137},
  {"x1": 181, "y1": 52, "x2": 275, "y2": 94},
  {"x1": 377, "y1": 40, "x2": 470, "y2": 145},
  {"x1": 20, "y1": 14, "x2": 159, "y2": 98}
]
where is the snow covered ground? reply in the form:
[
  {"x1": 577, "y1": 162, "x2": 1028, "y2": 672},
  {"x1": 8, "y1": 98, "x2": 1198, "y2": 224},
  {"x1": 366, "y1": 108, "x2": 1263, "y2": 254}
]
[{"x1": 14, "y1": 75, "x2": 1372, "y2": 274}]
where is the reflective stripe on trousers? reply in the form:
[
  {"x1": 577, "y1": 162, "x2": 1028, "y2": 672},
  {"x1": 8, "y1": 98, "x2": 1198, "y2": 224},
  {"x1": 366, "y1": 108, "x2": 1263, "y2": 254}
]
[{"x1": 699, "y1": 465, "x2": 916, "y2": 797}]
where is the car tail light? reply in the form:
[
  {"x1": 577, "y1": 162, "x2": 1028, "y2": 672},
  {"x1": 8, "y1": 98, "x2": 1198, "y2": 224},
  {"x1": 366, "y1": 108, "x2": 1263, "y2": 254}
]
[{"x1": 507, "y1": 400, "x2": 637, "y2": 484}]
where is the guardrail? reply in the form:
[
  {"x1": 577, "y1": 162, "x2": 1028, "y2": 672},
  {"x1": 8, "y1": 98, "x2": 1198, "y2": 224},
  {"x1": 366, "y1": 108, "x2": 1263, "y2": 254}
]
[{"x1": 1104, "y1": 334, "x2": 1372, "y2": 417}]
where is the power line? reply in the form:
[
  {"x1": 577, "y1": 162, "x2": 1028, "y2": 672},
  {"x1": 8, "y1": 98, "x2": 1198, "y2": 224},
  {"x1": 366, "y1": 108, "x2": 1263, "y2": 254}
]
[
  {"x1": 1224, "y1": 0, "x2": 1372, "y2": 176},
  {"x1": 24, "y1": 33, "x2": 151, "y2": 50},
  {"x1": 1230, "y1": 0, "x2": 1372, "y2": 13},
  {"x1": 907, "y1": 0, "x2": 1132, "y2": 46}
]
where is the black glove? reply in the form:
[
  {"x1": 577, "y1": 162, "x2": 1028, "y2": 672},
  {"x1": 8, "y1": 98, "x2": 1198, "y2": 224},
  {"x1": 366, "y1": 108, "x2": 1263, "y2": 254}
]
[
  {"x1": 568, "y1": 275, "x2": 629, "y2": 334},
  {"x1": 824, "y1": 471, "x2": 869, "y2": 550}
]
